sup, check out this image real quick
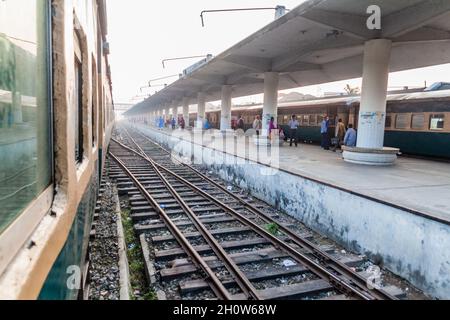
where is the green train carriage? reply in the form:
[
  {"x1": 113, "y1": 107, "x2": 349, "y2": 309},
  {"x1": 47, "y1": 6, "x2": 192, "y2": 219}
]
[{"x1": 201, "y1": 90, "x2": 450, "y2": 159}]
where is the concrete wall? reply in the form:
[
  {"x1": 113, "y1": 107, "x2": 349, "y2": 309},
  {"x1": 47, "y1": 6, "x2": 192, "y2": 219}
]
[{"x1": 136, "y1": 124, "x2": 450, "y2": 299}]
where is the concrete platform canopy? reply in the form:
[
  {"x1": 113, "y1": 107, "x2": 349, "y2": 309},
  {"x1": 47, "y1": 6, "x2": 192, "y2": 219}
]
[{"x1": 126, "y1": 0, "x2": 450, "y2": 116}]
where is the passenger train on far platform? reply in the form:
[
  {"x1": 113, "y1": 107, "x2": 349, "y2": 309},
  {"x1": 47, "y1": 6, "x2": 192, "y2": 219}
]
[{"x1": 187, "y1": 89, "x2": 450, "y2": 159}]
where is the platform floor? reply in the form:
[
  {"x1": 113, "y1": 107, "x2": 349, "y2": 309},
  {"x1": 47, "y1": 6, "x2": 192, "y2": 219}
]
[{"x1": 136, "y1": 125, "x2": 450, "y2": 224}]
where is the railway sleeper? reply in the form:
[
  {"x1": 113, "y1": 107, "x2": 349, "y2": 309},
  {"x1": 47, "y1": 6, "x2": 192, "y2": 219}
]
[
  {"x1": 134, "y1": 215, "x2": 239, "y2": 234},
  {"x1": 179, "y1": 265, "x2": 309, "y2": 295},
  {"x1": 161, "y1": 249, "x2": 364, "y2": 281},
  {"x1": 134, "y1": 214, "x2": 291, "y2": 233},
  {"x1": 131, "y1": 211, "x2": 233, "y2": 223},
  {"x1": 130, "y1": 197, "x2": 219, "y2": 206},
  {"x1": 129, "y1": 190, "x2": 224, "y2": 201},
  {"x1": 131, "y1": 204, "x2": 224, "y2": 214},
  {"x1": 232, "y1": 279, "x2": 333, "y2": 300},
  {"x1": 126, "y1": 187, "x2": 196, "y2": 197},
  {"x1": 154, "y1": 238, "x2": 276, "y2": 262},
  {"x1": 137, "y1": 199, "x2": 218, "y2": 207},
  {"x1": 151, "y1": 226, "x2": 255, "y2": 243}
]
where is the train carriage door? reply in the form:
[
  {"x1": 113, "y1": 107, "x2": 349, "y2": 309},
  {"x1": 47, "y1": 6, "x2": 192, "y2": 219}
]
[
  {"x1": 348, "y1": 103, "x2": 360, "y2": 129},
  {"x1": 327, "y1": 105, "x2": 338, "y2": 129}
]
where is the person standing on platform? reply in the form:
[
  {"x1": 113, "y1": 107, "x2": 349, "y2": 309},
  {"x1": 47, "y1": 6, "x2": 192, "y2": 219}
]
[
  {"x1": 204, "y1": 117, "x2": 211, "y2": 130},
  {"x1": 179, "y1": 116, "x2": 185, "y2": 130},
  {"x1": 288, "y1": 115, "x2": 299, "y2": 147},
  {"x1": 252, "y1": 115, "x2": 262, "y2": 136},
  {"x1": 237, "y1": 115, "x2": 245, "y2": 131},
  {"x1": 334, "y1": 118, "x2": 347, "y2": 151},
  {"x1": 344, "y1": 124, "x2": 357, "y2": 147},
  {"x1": 268, "y1": 117, "x2": 282, "y2": 140},
  {"x1": 231, "y1": 118, "x2": 236, "y2": 130},
  {"x1": 268, "y1": 117, "x2": 276, "y2": 139},
  {"x1": 171, "y1": 117, "x2": 176, "y2": 130},
  {"x1": 320, "y1": 115, "x2": 330, "y2": 150}
]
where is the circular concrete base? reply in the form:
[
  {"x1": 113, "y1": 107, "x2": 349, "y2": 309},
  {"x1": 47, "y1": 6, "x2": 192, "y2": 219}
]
[{"x1": 342, "y1": 146, "x2": 399, "y2": 166}]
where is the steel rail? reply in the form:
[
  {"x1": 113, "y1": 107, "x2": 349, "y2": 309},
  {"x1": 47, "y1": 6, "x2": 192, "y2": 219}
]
[
  {"x1": 113, "y1": 134, "x2": 377, "y2": 300},
  {"x1": 111, "y1": 138, "x2": 261, "y2": 300},
  {"x1": 108, "y1": 151, "x2": 232, "y2": 300},
  {"x1": 125, "y1": 129, "x2": 397, "y2": 300}
]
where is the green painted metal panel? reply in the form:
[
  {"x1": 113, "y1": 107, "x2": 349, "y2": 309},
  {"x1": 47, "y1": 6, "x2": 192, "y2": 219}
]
[
  {"x1": 385, "y1": 131, "x2": 450, "y2": 159},
  {"x1": 38, "y1": 175, "x2": 98, "y2": 300},
  {"x1": 281, "y1": 125, "x2": 322, "y2": 143}
]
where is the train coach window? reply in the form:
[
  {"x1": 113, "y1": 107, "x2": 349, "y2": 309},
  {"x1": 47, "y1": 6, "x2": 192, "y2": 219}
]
[
  {"x1": 309, "y1": 115, "x2": 317, "y2": 125},
  {"x1": 385, "y1": 115, "x2": 392, "y2": 128},
  {"x1": 74, "y1": 32, "x2": 84, "y2": 163},
  {"x1": 91, "y1": 61, "x2": 97, "y2": 147},
  {"x1": 411, "y1": 114, "x2": 425, "y2": 130},
  {"x1": 395, "y1": 114, "x2": 409, "y2": 129},
  {"x1": 430, "y1": 114, "x2": 445, "y2": 130},
  {"x1": 317, "y1": 115, "x2": 324, "y2": 124},
  {"x1": 0, "y1": 0, "x2": 52, "y2": 234},
  {"x1": 303, "y1": 115, "x2": 309, "y2": 125}
]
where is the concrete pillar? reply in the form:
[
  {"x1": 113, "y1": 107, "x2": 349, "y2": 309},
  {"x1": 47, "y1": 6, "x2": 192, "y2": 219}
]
[
  {"x1": 357, "y1": 39, "x2": 392, "y2": 149},
  {"x1": 343, "y1": 39, "x2": 399, "y2": 166},
  {"x1": 182, "y1": 97, "x2": 190, "y2": 128},
  {"x1": 220, "y1": 85, "x2": 232, "y2": 131},
  {"x1": 262, "y1": 72, "x2": 279, "y2": 134},
  {"x1": 197, "y1": 92, "x2": 206, "y2": 129}
]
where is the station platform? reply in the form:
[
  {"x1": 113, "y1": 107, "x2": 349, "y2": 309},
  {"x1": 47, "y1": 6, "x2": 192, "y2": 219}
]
[{"x1": 132, "y1": 124, "x2": 450, "y2": 225}]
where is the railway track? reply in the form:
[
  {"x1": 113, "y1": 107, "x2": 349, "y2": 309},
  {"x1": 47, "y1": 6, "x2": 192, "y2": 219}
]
[{"x1": 107, "y1": 125, "x2": 402, "y2": 300}]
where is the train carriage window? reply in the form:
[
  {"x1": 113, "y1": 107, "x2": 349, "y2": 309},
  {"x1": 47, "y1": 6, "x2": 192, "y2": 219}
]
[
  {"x1": 0, "y1": 0, "x2": 52, "y2": 234},
  {"x1": 91, "y1": 61, "x2": 97, "y2": 147},
  {"x1": 277, "y1": 116, "x2": 282, "y2": 125},
  {"x1": 309, "y1": 115, "x2": 317, "y2": 125},
  {"x1": 317, "y1": 115, "x2": 324, "y2": 124},
  {"x1": 303, "y1": 115, "x2": 309, "y2": 125},
  {"x1": 395, "y1": 114, "x2": 409, "y2": 129},
  {"x1": 385, "y1": 115, "x2": 392, "y2": 128},
  {"x1": 74, "y1": 32, "x2": 83, "y2": 163},
  {"x1": 411, "y1": 114, "x2": 425, "y2": 130},
  {"x1": 430, "y1": 114, "x2": 445, "y2": 130}
]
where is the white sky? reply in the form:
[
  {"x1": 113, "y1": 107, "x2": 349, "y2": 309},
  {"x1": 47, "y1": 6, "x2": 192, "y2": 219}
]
[{"x1": 107, "y1": 0, "x2": 450, "y2": 105}]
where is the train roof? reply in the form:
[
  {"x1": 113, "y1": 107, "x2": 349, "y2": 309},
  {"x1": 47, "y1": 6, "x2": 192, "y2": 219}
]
[{"x1": 229, "y1": 89, "x2": 450, "y2": 112}]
